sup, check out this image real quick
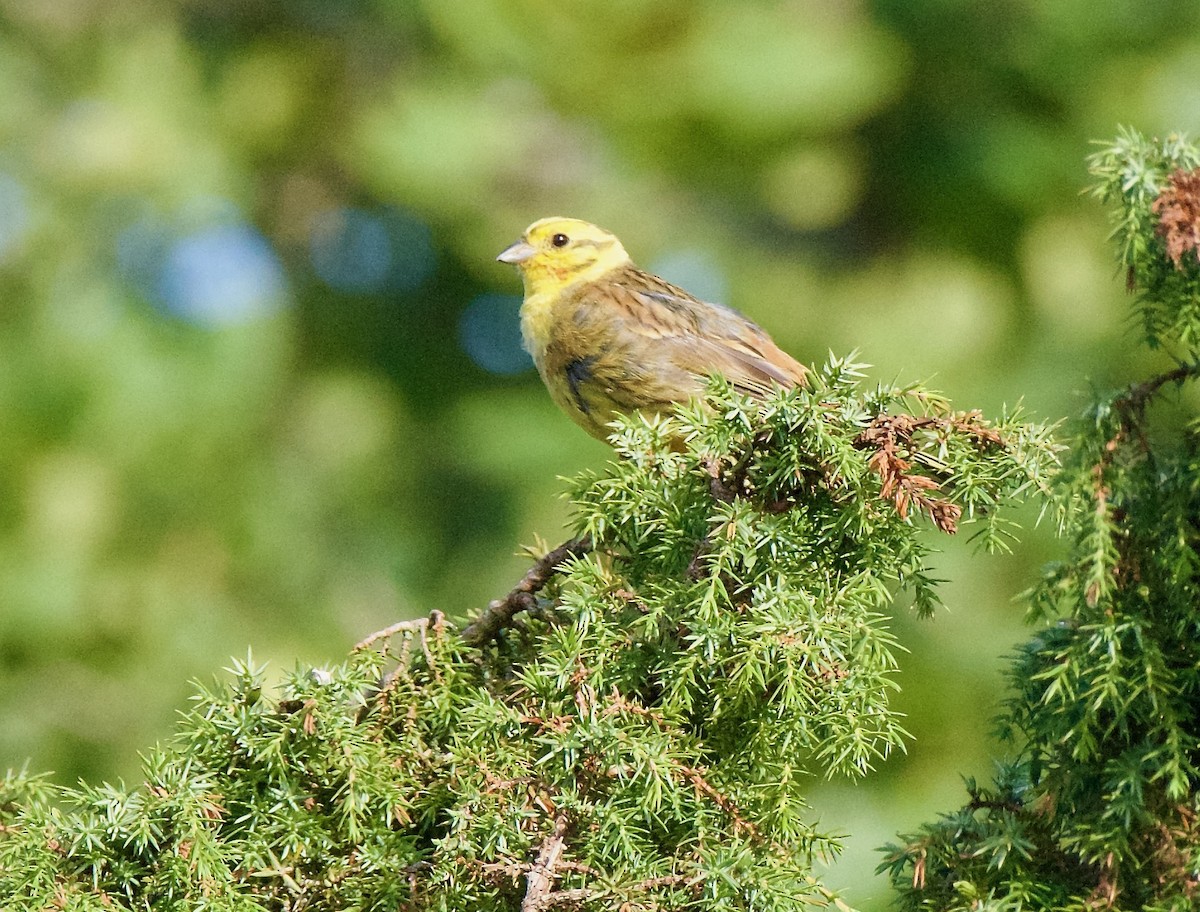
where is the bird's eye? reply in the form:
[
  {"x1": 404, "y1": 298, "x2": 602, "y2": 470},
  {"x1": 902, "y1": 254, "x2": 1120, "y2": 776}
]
[{"x1": 551, "y1": 233, "x2": 570, "y2": 248}]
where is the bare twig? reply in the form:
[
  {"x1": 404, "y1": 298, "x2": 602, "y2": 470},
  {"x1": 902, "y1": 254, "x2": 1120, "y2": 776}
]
[
  {"x1": 541, "y1": 874, "x2": 694, "y2": 907},
  {"x1": 1091, "y1": 360, "x2": 1200, "y2": 499},
  {"x1": 479, "y1": 858, "x2": 696, "y2": 909},
  {"x1": 541, "y1": 887, "x2": 592, "y2": 907},
  {"x1": 522, "y1": 814, "x2": 571, "y2": 912},
  {"x1": 1113, "y1": 362, "x2": 1198, "y2": 422},
  {"x1": 700, "y1": 455, "x2": 739, "y2": 503},
  {"x1": 354, "y1": 614, "x2": 433, "y2": 652},
  {"x1": 1083, "y1": 362, "x2": 1200, "y2": 604},
  {"x1": 352, "y1": 611, "x2": 446, "y2": 722},
  {"x1": 462, "y1": 536, "x2": 592, "y2": 647},
  {"x1": 677, "y1": 764, "x2": 758, "y2": 840}
]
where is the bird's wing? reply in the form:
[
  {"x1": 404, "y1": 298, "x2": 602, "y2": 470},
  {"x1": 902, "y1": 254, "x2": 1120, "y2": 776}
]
[{"x1": 604, "y1": 266, "x2": 808, "y2": 396}]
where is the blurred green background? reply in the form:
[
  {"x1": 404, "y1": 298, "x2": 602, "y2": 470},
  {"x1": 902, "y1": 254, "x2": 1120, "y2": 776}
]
[{"x1": 2, "y1": 0, "x2": 1198, "y2": 906}]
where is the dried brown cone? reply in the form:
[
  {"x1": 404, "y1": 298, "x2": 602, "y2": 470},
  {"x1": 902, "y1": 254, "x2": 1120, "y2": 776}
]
[{"x1": 1152, "y1": 168, "x2": 1200, "y2": 270}]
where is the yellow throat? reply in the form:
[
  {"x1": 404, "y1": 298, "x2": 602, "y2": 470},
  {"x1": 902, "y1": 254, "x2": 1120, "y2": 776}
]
[{"x1": 496, "y1": 217, "x2": 632, "y2": 361}]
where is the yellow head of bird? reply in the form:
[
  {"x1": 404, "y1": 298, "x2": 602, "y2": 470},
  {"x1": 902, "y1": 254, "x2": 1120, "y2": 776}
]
[{"x1": 496, "y1": 217, "x2": 630, "y2": 295}]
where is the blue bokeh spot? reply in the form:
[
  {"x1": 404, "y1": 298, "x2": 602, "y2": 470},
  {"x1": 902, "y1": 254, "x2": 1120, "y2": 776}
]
[
  {"x1": 459, "y1": 293, "x2": 533, "y2": 375},
  {"x1": 157, "y1": 224, "x2": 289, "y2": 325},
  {"x1": 0, "y1": 172, "x2": 30, "y2": 261},
  {"x1": 649, "y1": 249, "x2": 729, "y2": 306},
  {"x1": 309, "y1": 206, "x2": 435, "y2": 294}
]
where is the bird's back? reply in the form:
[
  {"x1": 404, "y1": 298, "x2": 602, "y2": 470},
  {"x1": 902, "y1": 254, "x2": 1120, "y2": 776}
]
[
  {"x1": 595, "y1": 263, "x2": 808, "y2": 396},
  {"x1": 529, "y1": 263, "x2": 806, "y2": 439}
]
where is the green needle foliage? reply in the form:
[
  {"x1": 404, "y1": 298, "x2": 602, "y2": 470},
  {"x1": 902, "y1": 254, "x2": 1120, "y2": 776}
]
[
  {"x1": 0, "y1": 357, "x2": 1055, "y2": 910},
  {"x1": 882, "y1": 130, "x2": 1200, "y2": 912}
]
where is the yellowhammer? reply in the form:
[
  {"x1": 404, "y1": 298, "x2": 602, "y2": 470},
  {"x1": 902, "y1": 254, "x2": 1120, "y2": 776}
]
[{"x1": 497, "y1": 217, "x2": 809, "y2": 441}]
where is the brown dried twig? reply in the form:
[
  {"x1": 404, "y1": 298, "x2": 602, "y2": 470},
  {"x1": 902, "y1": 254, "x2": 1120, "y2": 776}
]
[
  {"x1": 354, "y1": 613, "x2": 439, "y2": 652},
  {"x1": 677, "y1": 764, "x2": 758, "y2": 841},
  {"x1": 853, "y1": 413, "x2": 1002, "y2": 534},
  {"x1": 521, "y1": 814, "x2": 571, "y2": 912},
  {"x1": 1091, "y1": 361, "x2": 1200, "y2": 499},
  {"x1": 462, "y1": 536, "x2": 593, "y2": 647},
  {"x1": 540, "y1": 874, "x2": 697, "y2": 907},
  {"x1": 480, "y1": 859, "x2": 697, "y2": 910},
  {"x1": 1113, "y1": 363, "x2": 1198, "y2": 427},
  {"x1": 351, "y1": 611, "x2": 447, "y2": 720},
  {"x1": 1083, "y1": 362, "x2": 1199, "y2": 605}
]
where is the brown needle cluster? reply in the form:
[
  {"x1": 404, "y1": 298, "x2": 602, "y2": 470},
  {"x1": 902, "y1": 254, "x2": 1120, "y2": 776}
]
[
  {"x1": 1152, "y1": 168, "x2": 1200, "y2": 269},
  {"x1": 854, "y1": 412, "x2": 1002, "y2": 534}
]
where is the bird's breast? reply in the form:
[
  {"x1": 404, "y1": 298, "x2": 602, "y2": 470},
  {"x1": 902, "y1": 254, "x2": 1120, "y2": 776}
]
[{"x1": 519, "y1": 289, "x2": 559, "y2": 365}]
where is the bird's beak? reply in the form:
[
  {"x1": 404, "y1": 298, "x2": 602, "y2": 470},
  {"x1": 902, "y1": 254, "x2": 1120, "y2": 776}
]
[{"x1": 496, "y1": 240, "x2": 536, "y2": 265}]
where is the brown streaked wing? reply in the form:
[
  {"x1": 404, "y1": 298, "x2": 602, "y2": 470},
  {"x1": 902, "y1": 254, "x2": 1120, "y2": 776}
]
[
  {"x1": 604, "y1": 266, "x2": 704, "y2": 338},
  {"x1": 694, "y1": 338, "x2": 801, "y2": 396},
  {"x1": 600, "y1": 265, "x2": 807, "y2": 395}
]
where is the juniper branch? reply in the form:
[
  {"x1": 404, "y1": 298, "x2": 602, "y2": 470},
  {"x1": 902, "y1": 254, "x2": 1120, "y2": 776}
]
[
  {"x1": 884, "y1": 130, "x2": 1200, "y2": 912},
  {"x1": 461, "y1": 535, "x2": 593, "y2": 647},
  {"x1": 1112, "y1": 359, "x2": 1200, "y2": 424}
]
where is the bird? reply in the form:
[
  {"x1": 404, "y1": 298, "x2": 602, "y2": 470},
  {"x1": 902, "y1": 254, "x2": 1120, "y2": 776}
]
[{"x1": 496, "y1": 217, "x2": 808, "y2": 441}]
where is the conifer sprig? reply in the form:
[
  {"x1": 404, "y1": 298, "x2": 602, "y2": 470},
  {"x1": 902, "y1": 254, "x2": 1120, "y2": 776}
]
[{"x1": 885, "y1": 129, "x2": 1200, "y2": 912}]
